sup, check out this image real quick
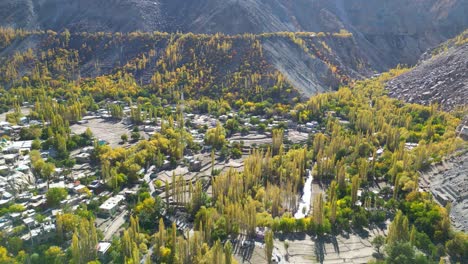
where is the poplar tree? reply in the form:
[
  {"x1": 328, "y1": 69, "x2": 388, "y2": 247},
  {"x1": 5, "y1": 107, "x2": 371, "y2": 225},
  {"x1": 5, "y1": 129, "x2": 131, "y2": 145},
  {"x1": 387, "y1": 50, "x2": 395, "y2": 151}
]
[
  {"x1": 387, "y1": 210, "x2": 409, "y2": 244},
  {"x1": 265, "y1": 230, "x2": 274, "y2": 264}
]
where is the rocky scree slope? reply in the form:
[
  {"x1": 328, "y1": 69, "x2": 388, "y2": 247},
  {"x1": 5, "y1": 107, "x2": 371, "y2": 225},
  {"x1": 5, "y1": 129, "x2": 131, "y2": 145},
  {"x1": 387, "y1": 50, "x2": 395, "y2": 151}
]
[
  {"x1": 420, "y1": 150, "x2": 468, "y2": 232},
  {"x1": 386, "y1": 31, "x2": 468, "y2": 111}
]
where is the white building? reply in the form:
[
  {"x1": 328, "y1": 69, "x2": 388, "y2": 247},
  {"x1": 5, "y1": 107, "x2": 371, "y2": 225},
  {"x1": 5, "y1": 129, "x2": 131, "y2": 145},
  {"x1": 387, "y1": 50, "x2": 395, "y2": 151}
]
[{"x1": 99, "y1": 195, "x2": 125, "y2": 217}]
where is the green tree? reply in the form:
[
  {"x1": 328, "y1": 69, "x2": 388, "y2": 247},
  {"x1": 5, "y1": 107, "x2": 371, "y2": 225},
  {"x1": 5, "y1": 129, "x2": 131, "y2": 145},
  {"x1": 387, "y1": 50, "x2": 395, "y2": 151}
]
[
  {"x1": 44, "y1": 246, "x2": 65, "y2": 264},
  {"x1": 387, "y1": 211, "x2": 409, "y2": 244},
  {"x1": 71, "y1": 218, "x2": 98, "y2": 264},
  {"x1": 131, "y1": 132, "x2": 141, "y2": 141},
  {"x1": 42, "y1": 162, "x2": 56, "y2": 188},
  {"x1": 121, "y1": 134, "x2": 128, "y2": 143},
  {"x1": 135, "y1": 197, "x2": 165, "y2": 230},
  {"x1": 445, "y1": 232, "x2": 468, "y2": 263},
  {"x1": 46, "y1": 188, "x2": 68, "y2": 207},
  {"x1": 264, "y1": 230, "x2": 274, "y2": 264},
  {"x1": 372, "y1": 235, "x2": 385, "y2": 257},
  {"x1": 385, "y1": 242, "x2": 428, "y2": 264},
  {"x1": 31, "y1": 139, "x2": 41, "y2": 150}
]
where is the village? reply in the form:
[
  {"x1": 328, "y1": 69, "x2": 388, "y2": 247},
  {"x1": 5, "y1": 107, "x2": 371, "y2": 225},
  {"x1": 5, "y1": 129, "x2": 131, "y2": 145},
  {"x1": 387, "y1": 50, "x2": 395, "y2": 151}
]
[
  {"x1": 0, "y1": 101, "x2": 325, "y2": 262},
  {"x1": 0, "y1": 99, "x2": 432, "y2": 264},
  {"x1": 2, "y1": 96, "x2": 463, "y2": 264},
  {"x1": 0, "y1": 92, "x2": 463, "y2": 264}
]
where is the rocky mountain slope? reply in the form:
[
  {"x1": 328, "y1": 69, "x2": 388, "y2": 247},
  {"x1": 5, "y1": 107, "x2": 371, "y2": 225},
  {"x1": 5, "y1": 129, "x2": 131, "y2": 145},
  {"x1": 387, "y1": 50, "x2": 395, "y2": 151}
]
[
  {"x1": 420, "y1": 150, "x2": 468, "y2": 232},
  {"x1": 386, "y1": 31, "x2": 468, "y2": 111},
  {"x1": 1, "y1": 0, "x2": 467, "y2": 70},
  {"x1": 0, "y1": 30, "x2": 373, "y2": 99}
]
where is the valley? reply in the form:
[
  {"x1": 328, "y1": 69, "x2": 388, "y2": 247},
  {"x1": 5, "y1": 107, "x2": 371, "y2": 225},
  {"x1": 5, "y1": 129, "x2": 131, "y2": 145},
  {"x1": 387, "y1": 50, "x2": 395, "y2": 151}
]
[{"x1": 0, "y1": 1, "x2": 466, "y2": 264}]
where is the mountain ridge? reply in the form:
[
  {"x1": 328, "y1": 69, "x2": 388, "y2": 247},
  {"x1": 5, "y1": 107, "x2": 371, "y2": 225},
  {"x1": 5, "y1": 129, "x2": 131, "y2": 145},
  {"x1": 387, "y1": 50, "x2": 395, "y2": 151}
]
[{"x1": 1, "y1": 0, "x2": 467, "y2": 69}]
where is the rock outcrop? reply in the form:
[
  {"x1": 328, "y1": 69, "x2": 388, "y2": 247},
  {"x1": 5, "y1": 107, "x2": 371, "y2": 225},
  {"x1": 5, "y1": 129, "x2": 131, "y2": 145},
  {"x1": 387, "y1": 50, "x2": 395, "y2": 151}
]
[{"x1": 387, "y1": 32, "x2": 468, "y2": 111}]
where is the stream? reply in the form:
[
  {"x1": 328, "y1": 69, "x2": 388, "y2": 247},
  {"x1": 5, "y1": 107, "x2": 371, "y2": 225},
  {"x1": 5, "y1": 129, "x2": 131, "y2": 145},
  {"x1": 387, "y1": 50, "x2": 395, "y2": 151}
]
[{"x1": 294, "y1": 168, "x2": 313, "y2": 219}]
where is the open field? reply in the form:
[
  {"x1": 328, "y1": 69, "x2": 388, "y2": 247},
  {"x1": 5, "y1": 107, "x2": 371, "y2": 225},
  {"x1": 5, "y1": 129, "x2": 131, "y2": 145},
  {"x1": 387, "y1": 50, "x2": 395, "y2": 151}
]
[
  {"x1": 234, "y1": 228, "x2": 386, "y2": 264},
  {"x1": 70, "y1": 118, "x2": 134, "y2": 148}
]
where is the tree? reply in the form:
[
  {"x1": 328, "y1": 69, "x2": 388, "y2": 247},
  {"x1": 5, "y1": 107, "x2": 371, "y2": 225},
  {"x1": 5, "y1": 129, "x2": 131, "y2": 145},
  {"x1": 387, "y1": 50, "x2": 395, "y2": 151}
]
[
  {"x1": 42, "y1": 162, "x2": 56, "y2": 188},
  {"x1": 272, "y1": 129, "x2": 284, "y2": 155},
  {"x1": 31, "y1": 139, "x2": 41, "y2": 150},
  {"x1": 224, "y1": 241, "x2": 233, "y2": 264},
  {"x1": 71, "y1": 218, "x2": 98, "y2": 264},
  {"x1": 6, "y1": 236, "x2": 22, "y2": 255},
  {"x1": 121, "y1": 134, "x2": 128, "y2": 143},
  {"x1": 44, "y1": 246, "x2": 65, "y2": 264},
  {"x1": 0, "y1": 246, "x2": 12, "y2": 263},
  {"x1": 371, "y1": 235, "x2": 385, "y2": 257},
  {"x1": 264, "y1": 230, "x2": 274, "y2": 264},
  {"x1": 384, "y1": 242, "x2": 428, "y2": 264},
  {"x1": 387, "y1": 210, "x2": 409, "y2": 244},
  {"x1": 46, "y1": 188, "x2": 68, "y2": 207},
  {"x1": 445, "y1": 232, "x2": 468, "y2": 263},
  {"x1": 131, "y1": 132, "x2": 141, "y2": 142},
  {"x1": 351, "y1": 175, "x2": 360, "y2": 206},
  {"x1": 135, "y1": 197, "x2": 165, "y2": 230},
  {"x1": 205, "y1": 122, "x2": 226, "y2": 149}
]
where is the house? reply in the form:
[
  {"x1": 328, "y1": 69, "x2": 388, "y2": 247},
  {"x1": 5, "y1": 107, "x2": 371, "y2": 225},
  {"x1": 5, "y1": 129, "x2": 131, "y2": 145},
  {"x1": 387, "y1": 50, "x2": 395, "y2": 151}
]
[
  {"x1": 376, "y1": 148, "x2": 384, "y2": 156},
  {"x1": 405, "y1": 142, "x2": 418, "y2": 150},
  {"x1": 99, "y1": 195, "x2": 125, "y2": 217},
  {"x1": 97, "y1": 242, "x2": 112, "y2": 260},
  {"x1": 81, "y1": 146, "x2": 95, "y2": 154},
  {"x1": 21, "y1": 223, "x2": 56, "y2": 244},
  {"x1": 88, "y1": 180, "x2": 103, "y2": 191},
  {"x1": 72, "y1": 184, "x2": 88, "y2": 194},
  {"x1": 189, "y1": 160, "x2": 202, "y2": 172},
  {"x1": 0, "y1": 122, "x2": 10, "y2": 128},
  {"x1": 23, "y1": 217, "x2": 36, "y2": 228},
  {"x1": 7, "y1": 140, "x2": 33, "y2": 153},
  {"x1": 143, "y1": 126, "x2": 156, "y2": 132},
  {"x1": 75, "y1": 153, "x2": 91, "y2": 164},
  {"x1": 162, "y1": 160, "x2": 171, "y2": 170},
  {"x1": 306, "y1": 121, "x2": 319, "y2": 128},
  {"x1": 4, "y1": 154, "x2": 19, "y2": 164},
  {"x1": 19, "y1": 117, "x2": 28, "y2": 125}
]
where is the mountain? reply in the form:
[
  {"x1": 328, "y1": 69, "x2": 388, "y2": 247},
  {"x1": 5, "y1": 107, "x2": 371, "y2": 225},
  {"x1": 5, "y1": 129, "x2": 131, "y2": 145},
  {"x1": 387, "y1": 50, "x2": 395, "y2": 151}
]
[
  {"x1": 0, "y1": 30, "x2": 375, "y2": 99},
  {"x1": 1, "y1": 0, "x2": 467, "y2": 70},
  {"x1": 386, "y1": 31, "x2": 468, "y2": 111}
]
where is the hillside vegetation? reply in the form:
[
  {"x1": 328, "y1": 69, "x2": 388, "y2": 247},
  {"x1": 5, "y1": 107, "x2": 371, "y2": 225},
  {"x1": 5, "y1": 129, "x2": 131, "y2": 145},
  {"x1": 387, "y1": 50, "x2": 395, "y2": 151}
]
[
  {"x1": 1, "y1": 0, "x2": 466, "y2": 69},
  {"x1": 0, "y1": 28, "x2": 373, "y2": 100}
]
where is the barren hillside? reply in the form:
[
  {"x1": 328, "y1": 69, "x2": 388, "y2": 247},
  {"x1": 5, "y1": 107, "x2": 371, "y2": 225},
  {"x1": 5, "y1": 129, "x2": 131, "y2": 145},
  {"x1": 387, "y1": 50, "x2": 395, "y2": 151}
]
[{"x1": 387, "y1": 31, "x2": 468, "y2": 111}]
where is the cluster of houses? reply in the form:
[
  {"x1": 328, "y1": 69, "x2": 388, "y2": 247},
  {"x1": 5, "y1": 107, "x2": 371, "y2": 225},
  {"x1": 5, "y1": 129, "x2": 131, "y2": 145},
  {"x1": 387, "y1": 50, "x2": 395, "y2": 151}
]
[
  {"x1": 0, "y1": 119, "x2": 43, "y2": 137},
  {"x1": 0, "y1": 139, "x2": 34, "y2": 206}
]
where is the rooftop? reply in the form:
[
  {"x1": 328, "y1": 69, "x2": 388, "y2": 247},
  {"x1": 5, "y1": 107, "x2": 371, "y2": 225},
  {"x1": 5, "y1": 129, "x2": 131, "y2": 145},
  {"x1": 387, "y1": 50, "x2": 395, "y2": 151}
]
[{"x1": 99, "y1": 195, "x2": 125, "y2": 211}]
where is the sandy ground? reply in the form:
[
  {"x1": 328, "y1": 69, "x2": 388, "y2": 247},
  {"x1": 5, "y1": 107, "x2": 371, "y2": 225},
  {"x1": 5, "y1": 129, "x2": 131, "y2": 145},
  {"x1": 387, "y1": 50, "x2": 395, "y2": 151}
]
[
  {"x1": 70, "y1": 118, "x2": 134, "y2": 148},
  {"x1": 287, "y1": 130, "x2": 309, "y2": 143},
  {"x1": 0, "y1": 107, "x2": 31, "y2": 122},
  {"x1": 234, "y1": 228, "x2": 386, "y2": 264},
  {"x1": 229, "y1": 133, "x2": 272, "y2": 147}
]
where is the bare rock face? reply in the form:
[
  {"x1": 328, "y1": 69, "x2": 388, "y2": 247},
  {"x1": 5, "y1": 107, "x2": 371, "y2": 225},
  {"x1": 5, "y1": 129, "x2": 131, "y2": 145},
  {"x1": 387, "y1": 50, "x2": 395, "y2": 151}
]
[
  {"x1": 0, "y1": 0, "x2": 467, "y2": 71},
  {"x1": 0, "y1": 0, "x2": 166, "y2": 32},
  {"x1": 386, "y1": 33, "x2": 468, "y2": 111},
  {"x1": 420, "y1": 151, "x2": 468, "y2": 232}
]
